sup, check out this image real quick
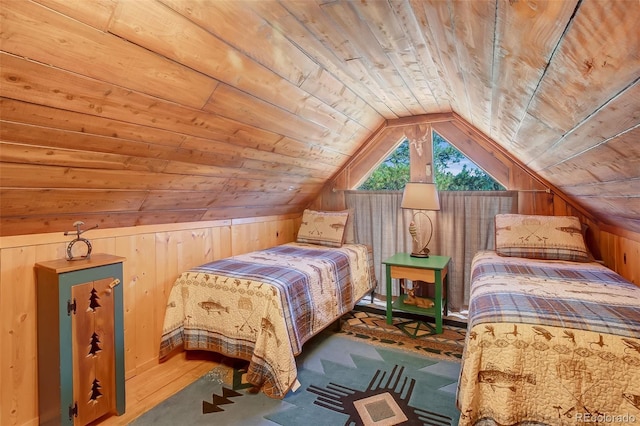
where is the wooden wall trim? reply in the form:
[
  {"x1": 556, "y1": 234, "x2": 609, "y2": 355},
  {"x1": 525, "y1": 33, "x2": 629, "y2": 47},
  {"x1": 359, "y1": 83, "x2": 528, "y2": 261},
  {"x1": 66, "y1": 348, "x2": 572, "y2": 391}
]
[
  {"x1": 385, "y1": 112, "x2": 455, "y2": 127},
  {"x1": 600, "y1": 222, "x2": 640, "y2": 244},
  {"x1": 0, "y1": 214, "x2": 299, "y2": 250}
]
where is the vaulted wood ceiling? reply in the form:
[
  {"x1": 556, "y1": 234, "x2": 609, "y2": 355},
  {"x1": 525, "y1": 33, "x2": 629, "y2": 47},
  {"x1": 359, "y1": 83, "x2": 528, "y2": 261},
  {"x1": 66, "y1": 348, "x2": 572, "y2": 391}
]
[{"x1": 1, "y1": 0, "x2": 639, "y2": 236}]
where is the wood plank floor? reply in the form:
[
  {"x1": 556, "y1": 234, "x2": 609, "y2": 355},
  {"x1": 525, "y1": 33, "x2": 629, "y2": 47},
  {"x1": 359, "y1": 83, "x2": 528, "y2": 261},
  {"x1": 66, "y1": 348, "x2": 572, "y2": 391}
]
[{"x1": 93, "y1": 351, "x2": 219, "y2": 425}]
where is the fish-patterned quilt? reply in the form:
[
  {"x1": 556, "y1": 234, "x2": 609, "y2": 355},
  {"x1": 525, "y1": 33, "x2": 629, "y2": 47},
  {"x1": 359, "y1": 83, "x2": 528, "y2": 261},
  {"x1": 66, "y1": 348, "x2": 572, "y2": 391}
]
[
  {"x1": 457, "y1": 251, "x2": 640, "y2": 425},
  {"x1": 160, "y1": 242, "x2": 376, "y2": 399}
]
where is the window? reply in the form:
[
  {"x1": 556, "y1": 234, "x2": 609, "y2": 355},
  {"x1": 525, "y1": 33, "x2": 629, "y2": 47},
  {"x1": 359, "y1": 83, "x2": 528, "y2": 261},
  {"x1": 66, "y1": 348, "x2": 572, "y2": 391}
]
[
  {"x1": 358, "y1": 132, "x2": 503, "y2": 191},
  {"x1": 358, "y1": 139, "x2": 410, "y2": 190},
  {"x1": 433, "y1": 132, "x2": 504, "y2": 191}
]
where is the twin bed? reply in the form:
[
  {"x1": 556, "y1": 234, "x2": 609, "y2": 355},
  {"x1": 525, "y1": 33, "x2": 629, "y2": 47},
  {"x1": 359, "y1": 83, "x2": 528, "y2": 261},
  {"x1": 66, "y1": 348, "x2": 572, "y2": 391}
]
[
  {"x1": 159, "y1": 210, "x2": 376, "y2": 398},
  {"x1": 457, "y1": 214, "x2": 640, "y2": 425}
]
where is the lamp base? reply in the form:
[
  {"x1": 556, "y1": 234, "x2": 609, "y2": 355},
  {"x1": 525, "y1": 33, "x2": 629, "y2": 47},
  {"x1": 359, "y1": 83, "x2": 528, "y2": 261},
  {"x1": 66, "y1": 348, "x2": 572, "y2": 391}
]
[{"x1": 410, "y1": 252, "x2": 430, "y2": 258}]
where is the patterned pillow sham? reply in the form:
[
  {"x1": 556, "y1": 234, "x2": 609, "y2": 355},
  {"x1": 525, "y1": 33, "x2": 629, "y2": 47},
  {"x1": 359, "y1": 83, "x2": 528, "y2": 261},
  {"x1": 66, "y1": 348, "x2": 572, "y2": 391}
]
[
  {"x1": 495, "y1": 214, "x2": 590, "y2": 262},
  {"x1": 296, "y1": 209, "x2": 349, "y2": 248}
]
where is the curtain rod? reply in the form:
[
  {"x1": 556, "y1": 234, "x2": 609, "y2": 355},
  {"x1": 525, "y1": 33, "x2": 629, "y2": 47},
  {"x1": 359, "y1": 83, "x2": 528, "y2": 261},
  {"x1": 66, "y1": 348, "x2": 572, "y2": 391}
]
[
  {"x1": 333, "y1": 188, "x2": 552, "y2": 193},
  {"x1": 518, "y1": 188, "x2": 552, "y2": 193}
]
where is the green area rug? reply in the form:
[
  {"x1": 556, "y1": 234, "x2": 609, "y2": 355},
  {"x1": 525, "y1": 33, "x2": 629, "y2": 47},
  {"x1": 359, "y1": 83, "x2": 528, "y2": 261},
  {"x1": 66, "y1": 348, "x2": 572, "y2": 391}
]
[{"x1": 131, "y1": 327, "x2": 462, "y2": 425}]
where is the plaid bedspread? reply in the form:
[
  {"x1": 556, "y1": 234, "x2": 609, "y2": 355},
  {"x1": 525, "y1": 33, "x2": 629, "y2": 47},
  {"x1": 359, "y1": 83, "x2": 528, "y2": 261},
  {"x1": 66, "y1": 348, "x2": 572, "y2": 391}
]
[
  {"x1": 458, "y1": 251, "x2": 640, "y2": 425},
  {"x1": 160, "y1": 242, "x2": 376, "y2": 399},
  {"x1": 468, "y1": 250, "x2": 640, "y2": 337}
]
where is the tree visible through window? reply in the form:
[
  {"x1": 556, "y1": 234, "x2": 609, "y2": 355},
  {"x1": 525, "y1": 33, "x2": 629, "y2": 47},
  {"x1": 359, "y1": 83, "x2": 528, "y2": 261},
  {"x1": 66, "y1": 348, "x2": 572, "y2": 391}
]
[
  {"x1": 358, "y1": 139, "x2": 410, "y2": 190},
  {"x1": 358, "y1": 132, "x2": 504, "y2": 190},
  {"x1": 433, "y1": 132, "x2": 504, "y2": 190}
]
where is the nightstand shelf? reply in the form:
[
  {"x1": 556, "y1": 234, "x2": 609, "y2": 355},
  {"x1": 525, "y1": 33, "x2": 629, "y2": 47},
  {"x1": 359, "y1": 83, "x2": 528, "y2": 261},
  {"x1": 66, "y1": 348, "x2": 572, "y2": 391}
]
[{"x1": 393, "y1": 293, "x2": 439, "y2": 316}]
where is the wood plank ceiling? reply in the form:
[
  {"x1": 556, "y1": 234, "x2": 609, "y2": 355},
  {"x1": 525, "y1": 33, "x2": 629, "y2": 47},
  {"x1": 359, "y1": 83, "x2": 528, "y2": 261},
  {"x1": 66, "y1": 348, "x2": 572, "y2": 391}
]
[{"x1": 1, "y1": 0, "x2": 639, "y2": 236}]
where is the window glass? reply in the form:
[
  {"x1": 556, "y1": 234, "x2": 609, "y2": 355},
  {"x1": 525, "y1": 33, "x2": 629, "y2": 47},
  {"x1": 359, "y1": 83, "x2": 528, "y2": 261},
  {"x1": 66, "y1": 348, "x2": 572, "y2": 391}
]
[
  {"x1": 358, "y1": 132, "x2": 504, "y2": 191},
  {"x1": 433, "y1": 132, "x2": 504, "y2": 191},
  {"x1": 358, "y1": 139, "x2": 410, "y2": 190}
]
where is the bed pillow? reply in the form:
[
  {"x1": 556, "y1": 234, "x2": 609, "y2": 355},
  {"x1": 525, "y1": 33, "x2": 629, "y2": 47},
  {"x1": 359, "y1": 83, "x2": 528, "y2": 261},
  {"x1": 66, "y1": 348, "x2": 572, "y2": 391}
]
[
  {"x1": 495, "y1": 214, "x2": 590, "y2": 262},
  {"x1": 296, "y1": 209, "x2": 349, "y2": 247}
]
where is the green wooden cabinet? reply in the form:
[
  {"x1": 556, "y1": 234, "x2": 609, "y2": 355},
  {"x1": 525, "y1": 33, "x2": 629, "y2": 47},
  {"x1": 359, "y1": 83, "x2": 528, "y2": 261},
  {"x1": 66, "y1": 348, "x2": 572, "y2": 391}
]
[{"x1": 35, "y1": 254, "x2": 125, "y2": 426}]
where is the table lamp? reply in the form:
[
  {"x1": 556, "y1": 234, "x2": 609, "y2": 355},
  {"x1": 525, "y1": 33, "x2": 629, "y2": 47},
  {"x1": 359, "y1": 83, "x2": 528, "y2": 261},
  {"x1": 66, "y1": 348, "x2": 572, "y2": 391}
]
[{"x1": 401, "y1": 182, "x2": 440, "y2": 258}]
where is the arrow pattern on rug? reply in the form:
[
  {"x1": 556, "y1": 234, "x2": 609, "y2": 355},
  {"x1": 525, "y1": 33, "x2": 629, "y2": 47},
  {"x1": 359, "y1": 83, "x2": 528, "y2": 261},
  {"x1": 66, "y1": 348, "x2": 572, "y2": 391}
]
[
  {"x1": 202, "y1": 387, "x2": 243, "y2": 414},
  {"x1": 340, "y1": 310, "x2": 465, "y2": 361}
]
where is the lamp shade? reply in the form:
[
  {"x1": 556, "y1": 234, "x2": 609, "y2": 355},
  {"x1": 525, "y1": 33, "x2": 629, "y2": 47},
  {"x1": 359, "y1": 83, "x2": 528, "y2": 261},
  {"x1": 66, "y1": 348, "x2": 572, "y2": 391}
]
[{"x1": 401, "y1": 182, "x2": 440, "y2": 211}]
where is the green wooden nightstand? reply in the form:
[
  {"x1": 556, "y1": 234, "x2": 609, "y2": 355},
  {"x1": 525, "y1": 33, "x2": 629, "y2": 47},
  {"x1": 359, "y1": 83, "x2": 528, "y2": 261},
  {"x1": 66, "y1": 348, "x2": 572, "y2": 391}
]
[{"x1": 382, "y1": 253, "x2": 451, "y2": 334}]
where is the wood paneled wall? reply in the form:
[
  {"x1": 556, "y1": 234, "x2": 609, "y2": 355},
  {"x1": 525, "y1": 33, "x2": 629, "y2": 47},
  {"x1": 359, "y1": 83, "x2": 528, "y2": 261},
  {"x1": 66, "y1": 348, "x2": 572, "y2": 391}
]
[
  {"x1": 600, "y1": 227, "x2": 640, "y2": 286},
  {"x1": 0, "y1": 214, "x2": 300, "y2": 426}
]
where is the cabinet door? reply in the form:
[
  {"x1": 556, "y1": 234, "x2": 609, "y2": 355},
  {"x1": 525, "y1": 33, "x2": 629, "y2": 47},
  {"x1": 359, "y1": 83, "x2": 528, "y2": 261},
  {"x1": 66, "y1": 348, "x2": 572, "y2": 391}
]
[{"x1": 71, "y1": 277, "x2": 116, "y2": 425}]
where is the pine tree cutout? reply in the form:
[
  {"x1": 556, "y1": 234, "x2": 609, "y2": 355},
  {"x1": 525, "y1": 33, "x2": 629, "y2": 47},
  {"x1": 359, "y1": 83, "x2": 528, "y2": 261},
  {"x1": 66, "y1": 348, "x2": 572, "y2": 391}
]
[
  {"x1": 88, "y1": 287, "x2": 101, "y2": 311},
  {"x1": 89, "y1": 378, "x2": 102, "y2": 403},
  {"x1": 88, "y1": 332, "x2": 102, "y2": 356}
]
